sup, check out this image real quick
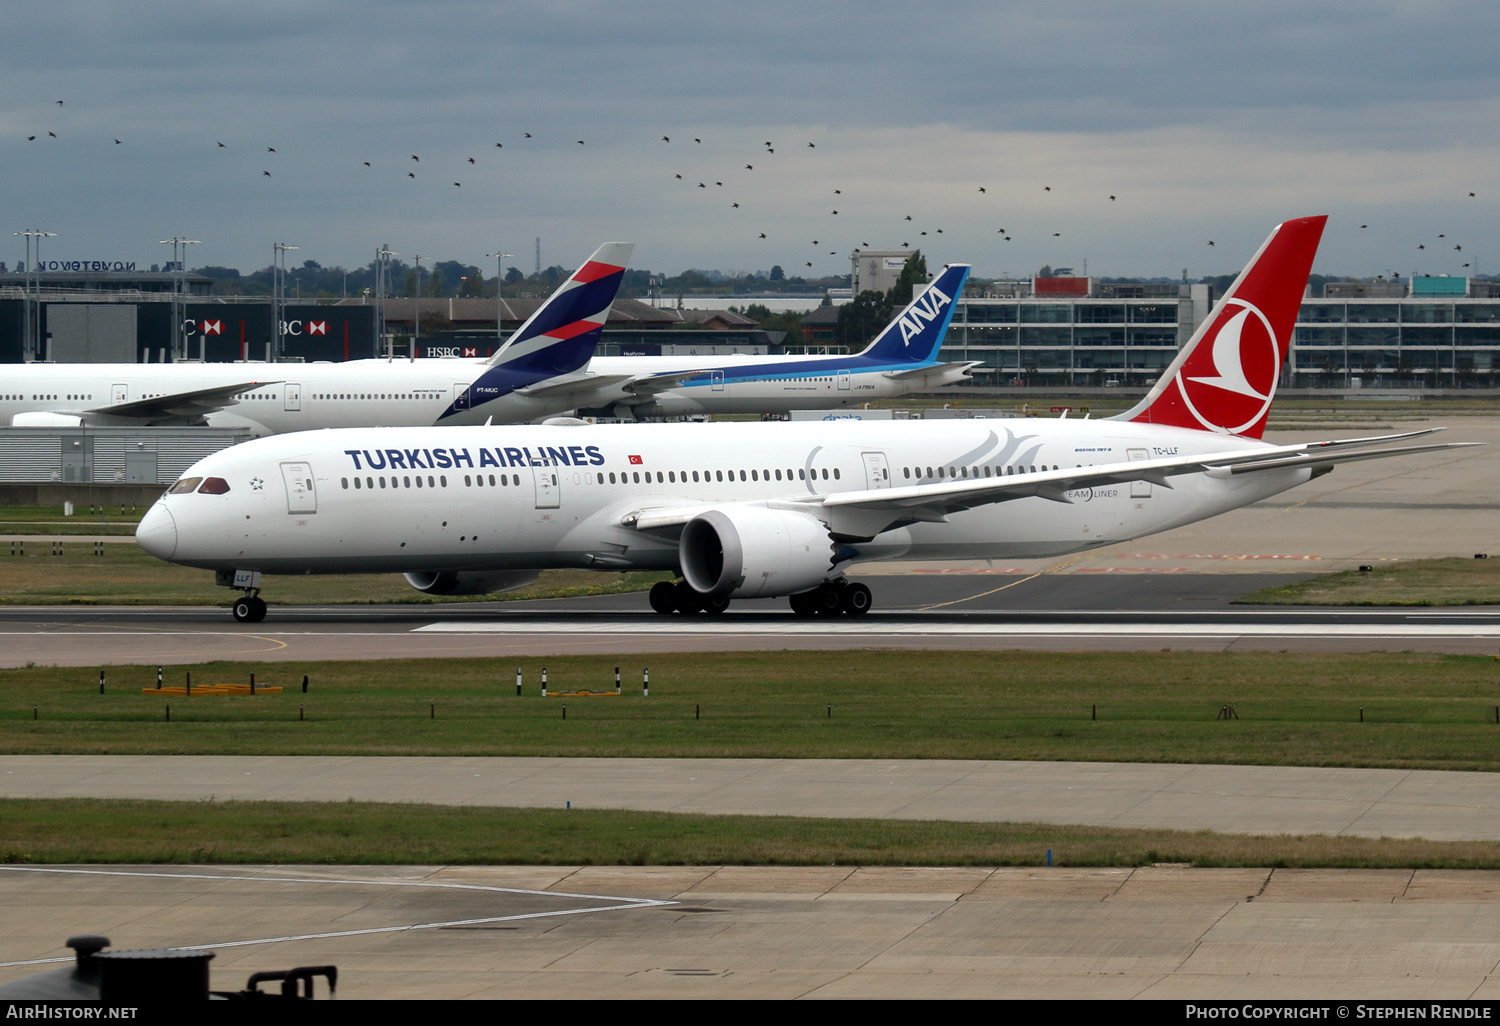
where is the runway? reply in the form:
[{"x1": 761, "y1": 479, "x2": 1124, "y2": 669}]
[{"x1": 4, "y1": 588, "x2": 1500, "y2": 664}]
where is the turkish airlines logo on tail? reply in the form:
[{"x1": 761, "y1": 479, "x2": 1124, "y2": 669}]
[{"x1": 1175, "y1": 299, "x2": 1280, "y2": 434}]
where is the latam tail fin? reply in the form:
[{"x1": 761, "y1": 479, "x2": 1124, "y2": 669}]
[
  {"x1": 1112, "y1": 216, "x2": 1326, "y2": 438},
  {"x1": 857, "y1": 263, "x2": 971, "y2": 365},
  {"x1": 485, "y1": 242, "x2": 633, "y2": 371}
]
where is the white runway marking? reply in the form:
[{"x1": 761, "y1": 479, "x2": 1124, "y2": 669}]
[
  {"x1": 415, "y1": 619, "x2": 1500, "y2": 639},
  {"x1": 0, "y1": 865, "x2": 673, "y2": 968}
]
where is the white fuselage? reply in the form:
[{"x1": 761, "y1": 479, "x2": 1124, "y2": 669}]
[
  {"x1": 0, "y1": 353, "x2": 962, "y2": 433},
  {"x1": 139, "y1": 419, "x2": 1307, "y2": 577}
]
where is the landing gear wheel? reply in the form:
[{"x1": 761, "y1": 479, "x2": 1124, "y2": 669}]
[
  {"x1": 701, "y1": 594, "x2": 731, "y2": 615},
  {"x1": 232, "y1": 596, "x2": 267, "y2": 623},
  {"x1": 841, "y1": 582, "x2": 873, "y2": 617},
  {"x1": 789, "y1": 591, "x2": 818, "y2": 617},
  {"x1": 672, "y1": 580, "x2": 703, "y2": 614},
  {"x1": 649, "y1": 581, "x2": 677, "y2": 615},
  {"x1": 812, "y1": 583, "x2": 844, "y2": 616}
]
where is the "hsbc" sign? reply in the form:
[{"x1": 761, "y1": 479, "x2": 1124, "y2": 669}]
[{"x1": 280, "y1": 320, "x2": 328, "y2": 336}]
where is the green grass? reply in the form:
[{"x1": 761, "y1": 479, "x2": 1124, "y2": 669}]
[
  {"x1": 2, "y1": 798, "x2": 1497, "y2": 868},
  {"x1": 0, "y1": 543, "x2": 668, "y2": 605},
  {"x1": 6, "y1": 651, "x2": 1500, "y2": 769},
  {"x1": 1240, "y1": 557, "x2": 1500, "y2": 606}
]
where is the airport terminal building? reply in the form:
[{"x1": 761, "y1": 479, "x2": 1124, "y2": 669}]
[{"x1": 936, "y1": 273, "x2": 1500, "y2": 390}]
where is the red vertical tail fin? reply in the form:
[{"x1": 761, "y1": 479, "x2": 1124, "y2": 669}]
[{"x1": 1116, "y1": 215, "x2": 1326, "y2": 438}]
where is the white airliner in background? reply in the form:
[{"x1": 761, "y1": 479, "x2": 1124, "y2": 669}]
[
  {"x1": 1, "y1": 255, "x2": 973, "y2": 432},
  {"x1": 136, "y1": 215, "x2": 1470, "y2": 623}
]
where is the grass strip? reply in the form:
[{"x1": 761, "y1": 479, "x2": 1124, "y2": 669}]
[
  {"x1": 7, "y1": 651, "x2": 1500, "y2": 769},
  {"x1": 1240, "y1": 557, "x2": 1500, "y2": 606},
  {"x1": 2, "y1": 798, "x2": 1497, "y2": 868}
]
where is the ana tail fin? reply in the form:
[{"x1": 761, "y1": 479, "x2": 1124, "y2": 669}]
[
  {"x1": 1113, "y1": 216, "x2": 1325, "y2": 438},
  {"x1": 857, "y1": 263, "x2": 971, "y2": 364},
  {"x1": 484, "y1": 242, "x2": 634, "y2": 372}
]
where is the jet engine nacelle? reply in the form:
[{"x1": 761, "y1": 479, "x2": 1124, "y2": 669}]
[
  {"x1": 403, "y1": 570, "x2": 541, "y2": 596},
  {"x1": 679, "y1": 507, "x2": 836, "y2": 600},
  {"x1": 11, "y1": 411, "x2": 83, "y2": 427}
]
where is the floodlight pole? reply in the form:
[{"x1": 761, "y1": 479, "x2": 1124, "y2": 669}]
[
  {"x1": 15, "y1": 229, "x2": 56, "y2": 361},
  {"x1": 486, "y1": 251, "x2": 514, "y2": 343},
  {"x1": 272, "y1": 242, "x2": 298, "y2": 362}
]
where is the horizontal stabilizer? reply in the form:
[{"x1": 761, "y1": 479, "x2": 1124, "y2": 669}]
[{"x1": 881, "y1": 361, "x2": 979, "y2": 381}]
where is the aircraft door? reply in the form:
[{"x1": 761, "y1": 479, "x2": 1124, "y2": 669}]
[
  {"x1": 284, "y1": 383, "x2": 302, "y2": 412},
  {"x1": 280, "y1": 461, "x2": 317, "y2": 514},
  {"x1": 1128, "y1": 448, "x2": 1151, "y2": 498},
  {"x1": 532, "y1": 462, "x2": 560, "y2": 509},
  {"x1": 837, "y1": 370, "x2": 852, "y2": 391},
  {"x1": 711, "y1": 370, "x2": 725, "y2": 392},
  {"x1": 454, "y1": 383, "x2": 471, "y2": 411},
  {"x1": 111, "y1": 384, "x2": 128, "y2": 405},
  {"x1": 861, "y1": 451, "x2": 891, "y2": 490}
]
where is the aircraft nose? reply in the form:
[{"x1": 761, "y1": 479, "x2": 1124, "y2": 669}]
[{"x1": 135, "y1": 503, "x2": 177, "y2": 560}]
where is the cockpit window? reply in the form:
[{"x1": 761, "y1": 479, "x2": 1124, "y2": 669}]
[
  {"x1": 197, "y1": 477, "x2": 232, "y2": 495},
  {"x1": 168, "y1": 477, "x2": 202, "y2": 494}
]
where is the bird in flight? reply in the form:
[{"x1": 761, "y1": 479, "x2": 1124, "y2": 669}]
[
  {"x1": 1470, "y1": 192, "x2": 1477, "y2": 197},
  {"x1": 217, "y1": 141, "x2": 225, "y2": 147},
  {"x1": 262, "y1": 170, "x2": 271, "y2": 176},
  {"x1": 47, "y1": 132, "x2": 56, "y2": 138},
  {"x1": 698, "y1": 182, "x2": 706, "y2": 188},
  {"x1": 1109, "y1": 195, "x2": 1116, "y2": 201},
  {"x1": 26, "y1": 136, "x2": 34, "y2": 141},
  {"x1": 745, "y1": 164, "x2": 753, "y2": 170},
  {"x1": 113, "y1": 139, "x2": 121, "y2": 144},
  {"x1": 454, "y1": 182, "x2": 461, "y2": 187},
  {"x1": 1418, "y1": 244, "x2": 1425, "y2": 250},
  {"x1": 467, "y1": 157, "x2": 475, "y2": 164},
  {"x1": 662, "y1": 136, "x2": 670, "y2": 142},
  {"x1": 363, "y1": 161, "x2": 371, "y2": 167},
  {"x1": 904, "y1": 215, "x2": 911, "y2": 221},
  {"x1": 266, "y1": 146, "x2": 275, "y2": 152},
  {"x1": 1044, "y1": 186, "x2": 1051, "y2": 191},
  {"x1": 1054, "y1": 233, "x2": 1062, "y2": 237},
  {"x1": 978, "y1": 187, "x2": 986, "y2": 194},
  {"x1": 408, "y1": 172, "x2": 415, "y2": 179},
  {"x1": 758, "y1": 233, "x2": 766, "y2": 239},
  {"x1": 674, "y1": 173, "x2": 682, "y2": 179},
  {"x1": 1207, "y1": 240, "x2": 1214, "y2": 246},
  {"x1": 831, "y1": 210, "x2": 838, "y2": 215},
  {"x1": 56, "y1": 100, "x2": 63, "y2": 106},
  {"x1": 577, "y1": 140, "x2": 584, "y2": 145},
  {"x1": 731, "y1": 203, "x2": 739, "y2": 208},
  {"x1": 834, "y1": 189, "x2": 841, "y2": 194},
  {"x1": 808, "y1": 142, "x2": 815, "y2": 147},
  {"x1": 411, "y1": 155, "x2": 419, "y2": 162},
  {"x1": 524, "y1": 133, "x2": 532, "y2": 138}
]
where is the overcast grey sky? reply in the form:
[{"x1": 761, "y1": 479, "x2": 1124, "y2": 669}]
[{"x1": 4, "y1": 1, "x2": 1498, "y2": 281}]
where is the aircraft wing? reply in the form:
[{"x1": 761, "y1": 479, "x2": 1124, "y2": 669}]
[
  {"x1": 513, "y1": 372, "x2": 638, "y2": 400},
  {"x1": 82, "y1": 381, "x2": 283, "y2": 425},
  {"x1": 621, "y1": 429, "x2": 1475, "y2": 541},
  {"x1": 621, "y1": 369, "x2": 704, "y2": 395}
]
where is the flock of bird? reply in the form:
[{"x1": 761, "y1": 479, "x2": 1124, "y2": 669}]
[{"x1": 13, "y1": 98, "x2": 1485, "y2": 276}]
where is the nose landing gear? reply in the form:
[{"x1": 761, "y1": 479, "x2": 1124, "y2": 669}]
[{"x1": 231, "y1": 593, "x2": 267, "y2": 623}]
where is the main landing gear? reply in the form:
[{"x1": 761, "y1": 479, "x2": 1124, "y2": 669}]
[
  {"x1": 649, "y1": 580, "x2": 731, "y2": 615},
  {"x1": 231, "y1": 593, "x2": 267, "y2": 623},
  {"x1": 788, "y1": 579, "x2": 872, "y2": 618}
]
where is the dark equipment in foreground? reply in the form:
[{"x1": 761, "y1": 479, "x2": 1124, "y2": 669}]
[{"x1": 0, "y1": 934, "x2": 336, "y2": 1002}]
